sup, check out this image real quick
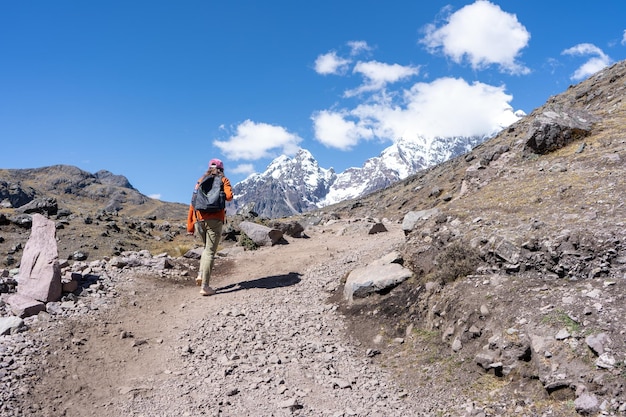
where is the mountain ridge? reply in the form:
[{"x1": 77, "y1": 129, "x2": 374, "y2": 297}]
[{"x1": 232, "y1": 133, "x2": 497, "y2": 218}]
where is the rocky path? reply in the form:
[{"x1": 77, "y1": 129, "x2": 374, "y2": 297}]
[{"x1": 7, "y1": 221, "x2": 447, "y2": 417}]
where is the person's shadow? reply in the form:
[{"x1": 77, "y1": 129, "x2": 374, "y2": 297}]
[{"x1": 216, "y1": 272, "x2": 301, "y2": 294}]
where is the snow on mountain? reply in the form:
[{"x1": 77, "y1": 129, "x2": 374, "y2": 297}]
[
  {"x1": 232, "y1": 135, "x2": 490, "y2": 218},
  {"x1": 231, "y1": 149, "x2": 335, "y2": 218},
  {"x1": 320, "y1": 135, "x2": 485, "y2": 206}
]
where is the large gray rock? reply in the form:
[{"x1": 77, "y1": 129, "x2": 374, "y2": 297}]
[
  {"x1": 15, "y1": 213, "x2": 62, "y2": 302},
  {"x1": 239, "y1": 221, "x2": 283, "y2": 246},
  {"x1": 268, "y1": 220, "x2": 305, "y2": 238},
  {"x1": 402, "y1": 209, "x2": 439, "y2": 235},
  {"x1": 344, "y1": 251, "x2": 413, "y2": 302},
  {"x1": 523, "y1": 108, "x2": 596, "y2": 155}
]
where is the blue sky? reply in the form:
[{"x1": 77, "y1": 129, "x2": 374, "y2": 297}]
[{"x1": 1, "y1": 1, "x2": 624, "y2": 204}]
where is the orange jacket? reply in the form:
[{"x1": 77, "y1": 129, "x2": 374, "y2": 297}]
[{"x1": 186, "y1": 175, "x2": 233, "y2": 233}]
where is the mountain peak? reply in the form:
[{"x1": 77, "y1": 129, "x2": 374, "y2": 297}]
[{"x1": 231, "y1": 149, "x2": 336, "y2": 218}]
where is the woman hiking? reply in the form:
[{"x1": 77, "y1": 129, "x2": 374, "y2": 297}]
[{"x1": 187, "y1": 158, "x2": 233, "y2": 296}]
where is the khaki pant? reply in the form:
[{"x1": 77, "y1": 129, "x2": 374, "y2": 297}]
[{"x1": 194, "y1": 219, "x2": 223, "y2": 288}]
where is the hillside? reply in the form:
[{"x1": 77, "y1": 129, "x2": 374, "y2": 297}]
[
  {"x1": 0, "y1": 165, "x2": 190, "y2": 263},
  {"x1": 315, "y1": 60, "x2": 626, "y2": 414}
]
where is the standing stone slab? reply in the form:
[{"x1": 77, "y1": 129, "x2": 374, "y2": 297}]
[{"x1": 16, "y1": 213, "x2": 62, "y2": 302}]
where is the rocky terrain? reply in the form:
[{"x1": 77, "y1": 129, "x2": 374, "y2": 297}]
[{"x1": 0, "y1": 59, "x2": 624, "y2": 416}]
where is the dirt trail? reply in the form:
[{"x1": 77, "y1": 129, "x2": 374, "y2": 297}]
[{"x1": 24, "y1": 221, "x2": 422, "y2": 417}]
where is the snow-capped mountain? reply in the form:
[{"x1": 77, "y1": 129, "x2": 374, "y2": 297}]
[
  {"x1": 230, "y1": 149, "x2": 336, "y2": 218},
  {"x1": 232, "y1": 135, "x2": 488, "y2": 218}
]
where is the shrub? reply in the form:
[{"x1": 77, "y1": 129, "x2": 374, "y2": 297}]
[
  {"x1": 171, "y1": 244, "x2": 192, "y2": 257},
  {"x1": 238, "y1": 232, "x2": 258, "y2": 251},
  {"x1": 434, "y1": 241, "x2": 480, "y2": 283}
]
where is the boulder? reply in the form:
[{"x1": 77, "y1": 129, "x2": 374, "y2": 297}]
[
  {"x1": 494, "y1": 239, "x2": 520, "y2": 264},
  {"x1": 268, "y1": 220, "x2": 305, "y2": 238},
  {"x1": 402, "y1": 209, "x2": 439, "y2": 234},
  {"x1": 344, "y1": 252, "x2": 413, "y2": 302},
  {"x1": 239, "y1": 221, "x2": 284, "y2": 246},
  {"x1": 523, "y1": 108, "x2": 596, "y2": 155}
]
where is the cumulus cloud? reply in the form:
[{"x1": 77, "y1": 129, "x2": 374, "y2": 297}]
[
  {"x1": 213, "y1": 120, "x2": 302, "y2": 160},
  {"x1": 421, "y1": 0, "x2": 530, "y2": 74},
  {"x1": 562, "y1": 43, "x2": 612, "y2": 80},
  {"x1": 314, "y1": 51, "x2": 351, "y2": 75},
  {"x1": 346, "y1": 61, "x2": 420, "y2": 96},
  {"x1": 313, "y1": 77, "x2": 520, "y2": 149},
  {"x1": 311, "y1": 110, "x2": 374, "y2": 150},
  {"x1": 148, "y1": 194, "x2": 161, "y2": 200},
  {"x1": 231, "y1": 163, "x2": 255, "y2": 175}
]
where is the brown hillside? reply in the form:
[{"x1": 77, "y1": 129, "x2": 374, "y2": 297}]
[{"x1": 0, "y1": 165, "x2": 189, "y2": 262}]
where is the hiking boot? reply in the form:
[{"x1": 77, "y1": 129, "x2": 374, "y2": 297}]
[
  {"x1": 195, "y1": 277, "x2": 202, "y2": 286},
  {"x1": 200, "y1": 286, "x2": 216, "y2": 296}
]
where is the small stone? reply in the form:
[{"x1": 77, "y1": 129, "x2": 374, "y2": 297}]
[
  {"x1": 555, "y1": 328, "x2": 570, "y2": 340},
  {"x1": 575, "y1": 393, "x2": 599, "y2": 415},
  {"x1": 278, "y1": 397, "x2": 300, "y2": 409},
  {"x1": 331, "y1": 378, "x2": 351, "y2": 389},
  {"x1": 225, "y1": 388, "x2": 239, "y2": 396},
  {"x1": 480, "y1": 304, "x2": 489, "y2": 317},
  {"x1": 595, "y1": 353, "x2": 615, "y2": 369},
  {"x1": 451, "y1": 338, "x2": 462, "y2": 352}
]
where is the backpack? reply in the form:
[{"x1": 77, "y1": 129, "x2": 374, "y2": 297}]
[{"x1": 191, "y1": 174, "x2": 226, "y2": 213}]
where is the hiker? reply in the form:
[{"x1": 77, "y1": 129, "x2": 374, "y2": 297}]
[{"x1": 187, "y1": 158, "x2": 233, "y2": 296}]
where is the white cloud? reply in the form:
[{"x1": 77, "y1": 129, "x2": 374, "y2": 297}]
[
  {"x1": 421, "y1": 0, "x2": 530, "y2": 75},
  {"x1": 347, "y1": 40, "x2": 371, "y2": 56},
  {"x1": 622, "y1": 30, "x2": 626, "y2": 45},
  {"x1": 313, "y1": 77, "x2": 520, "y2": 149},
  {"x1": 213, "y1": 120, "x2": 302, "y2": 160},
  {"x1": 314, "y1": 51, "x2": 351, "y2": 75},
  {"x1": 562, "y1": 43, "x2": 612, "y2": 81},
  {"x1": 346, "y1": 61, "x2": 420, "y2": 96},
  {"x1": 231, "y1": 163, "x2": 255, "y2": 175},
  {"x1": 311, "y1": 110, "x2": 374, "y2": 150},
  {"x1": 148, "y1": 194, "x2": 161, "y2": 200}
]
